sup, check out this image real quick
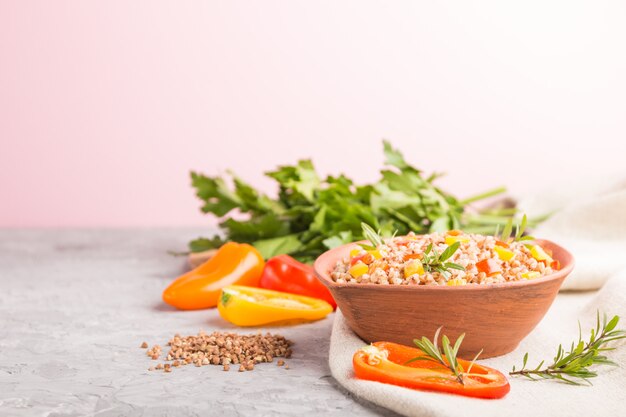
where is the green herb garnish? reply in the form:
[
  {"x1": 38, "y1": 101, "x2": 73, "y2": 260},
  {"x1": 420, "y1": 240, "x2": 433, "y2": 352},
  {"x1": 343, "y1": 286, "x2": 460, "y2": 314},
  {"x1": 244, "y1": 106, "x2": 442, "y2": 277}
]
[
  {"x1": 188, "y1": 141, "x2": 542, "y2": 262},
  {"x1": 421, "y1": 242, "x2": 465, "y2": 277},
  {"x1": 407, "y1": 327, "x2": 483, "y2": 385},
  {"x1": 510, "y1": 311, "x2": 626, "y2": 385},
  {"x1": 496, "y1": 214, "x2": 535, "y2": 243},
  {"x1": 359, "y1": 222, "x2": 385, "y2": 251}
]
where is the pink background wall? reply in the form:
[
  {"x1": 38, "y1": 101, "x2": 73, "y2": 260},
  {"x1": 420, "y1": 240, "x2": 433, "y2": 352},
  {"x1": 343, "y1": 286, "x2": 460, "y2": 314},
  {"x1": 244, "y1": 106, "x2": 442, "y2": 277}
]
[{"x1": 2, "y1": 1, "x2": 626, "y2": 227}]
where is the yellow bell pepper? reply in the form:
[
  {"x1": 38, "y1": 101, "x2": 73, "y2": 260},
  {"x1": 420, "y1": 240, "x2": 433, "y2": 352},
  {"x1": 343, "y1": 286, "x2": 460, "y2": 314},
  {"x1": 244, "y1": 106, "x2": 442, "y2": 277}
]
[
  {"x1": 349, "y1": 263, "x2": 369, "y2": 278},
  {"x1": 530, "y1": 245, "x2": 553, "y2": 263},
  {"x1": 522, "y1": 271, "x2": 541, "y2": 280},
  {"x1": 217, "y1": 285, "x2": 333, "y2": 326},
  {"x1": 493, "y1": 245, "x2": 515, "y2": 262},
  {"x1": 447, "y1": 278, "x2": 468, "y2": 286},
  {"x1": 445, "y1": 235, "x2": 471, "y2": 246},
  {"x1": 404, "y1": 259, "x2": 425, "y2": 278},
  {"x1": 350, "y1": 248, "x2": 363, "y2": 257}
]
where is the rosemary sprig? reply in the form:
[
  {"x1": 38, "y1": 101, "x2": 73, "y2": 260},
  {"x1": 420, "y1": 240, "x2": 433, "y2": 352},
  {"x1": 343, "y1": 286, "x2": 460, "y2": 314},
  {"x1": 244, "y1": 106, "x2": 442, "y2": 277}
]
[
  {"x1": 407, "y1": 327, "x2": 483, "y2": 385},
  {"x1": 359, "y1": 222, "x2": 465, "y2": 277},
  {"x1": 421, "y1": 242, "x2": 465, "y2": 277},
  {"x1": 510, "y1": 311, "x2": 626, "y2": 385},
  {"x1": 496, "y1": 214, "x2": 535, "y2": 243},
  {"x1": 359, "y1": 222, "x2": 386, "y2": 251}
]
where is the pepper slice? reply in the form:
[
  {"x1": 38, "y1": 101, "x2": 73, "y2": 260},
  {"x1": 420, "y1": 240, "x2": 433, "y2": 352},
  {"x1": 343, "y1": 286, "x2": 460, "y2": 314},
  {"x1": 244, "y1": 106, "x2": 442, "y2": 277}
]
[
  {"x1": 530, "y1": 244, "x2": 553, "y2": 264},
  {"x1": 353, "y1": 342, "x2": 510, "y2": 399},
  {"x1": 218, "y1": 285, "x2": 333, "y2": 326},
  {"x1": 259, "y1": 255, "x2": 336, "y2": 309},
  {"x1": 476, "y1": 259, "x2": 502, "y2": 276},
  {"x1": 162, "y1": 242, "x2": 264, "y2": 310},
  {"x1": 493, "y1": 245, "x2": 515, "y2": 262},
  {"x1": 444, "y1": 235, "x2": 470, "y2": 245}
]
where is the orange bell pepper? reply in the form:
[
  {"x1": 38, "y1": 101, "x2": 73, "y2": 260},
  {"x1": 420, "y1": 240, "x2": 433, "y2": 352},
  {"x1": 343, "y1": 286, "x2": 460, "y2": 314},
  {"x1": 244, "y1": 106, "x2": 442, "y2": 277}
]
[
  {"x1": 353, "y1": 342, "x2": 510, "y2": 399},
  {"x1": 217, "y1": 285, "x2": 333, "y2": 326},
  {"x1": 162, "y1": 242, "x2": 264, "y2": 310}
]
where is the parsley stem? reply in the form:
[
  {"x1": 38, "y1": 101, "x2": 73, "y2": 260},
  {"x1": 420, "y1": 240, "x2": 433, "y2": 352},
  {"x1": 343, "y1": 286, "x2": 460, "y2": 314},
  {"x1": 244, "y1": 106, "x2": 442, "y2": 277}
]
[{"x1": 459, "y1": 187, "x2": 507, "y2": 205}]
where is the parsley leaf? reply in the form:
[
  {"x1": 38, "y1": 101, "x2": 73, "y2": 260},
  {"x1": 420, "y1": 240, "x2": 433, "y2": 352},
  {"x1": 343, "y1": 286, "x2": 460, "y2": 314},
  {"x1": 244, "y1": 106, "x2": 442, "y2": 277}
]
[{"x1": 188, "y1": 141, "x2": 539, "y2": 262}]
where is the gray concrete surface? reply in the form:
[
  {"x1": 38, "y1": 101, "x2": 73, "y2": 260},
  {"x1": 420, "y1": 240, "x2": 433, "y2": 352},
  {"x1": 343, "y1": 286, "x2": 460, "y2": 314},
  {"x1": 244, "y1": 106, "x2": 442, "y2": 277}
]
[{"x1": 0, "y1": 229, "x2": 398, "y2": 417}]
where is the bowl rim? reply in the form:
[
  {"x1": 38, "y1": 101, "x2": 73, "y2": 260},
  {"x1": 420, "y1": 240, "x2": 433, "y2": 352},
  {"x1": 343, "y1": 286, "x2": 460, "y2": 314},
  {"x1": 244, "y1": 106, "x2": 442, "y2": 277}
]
[{"x1": 313, "y1": 237, "x2": 575, "y2": 291}]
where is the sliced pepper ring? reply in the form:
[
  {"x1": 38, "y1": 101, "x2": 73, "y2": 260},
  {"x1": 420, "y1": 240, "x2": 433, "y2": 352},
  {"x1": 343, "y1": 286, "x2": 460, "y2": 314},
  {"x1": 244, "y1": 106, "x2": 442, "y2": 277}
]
[{"x1": 353, "y1": 342, "x2": 510, "y2": 399}]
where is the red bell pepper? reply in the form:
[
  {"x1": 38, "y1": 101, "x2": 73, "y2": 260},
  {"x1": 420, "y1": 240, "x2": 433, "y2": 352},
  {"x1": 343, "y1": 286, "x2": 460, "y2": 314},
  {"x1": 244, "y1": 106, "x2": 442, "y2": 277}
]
[
  {"x1": 476, "y1": 259, "x2": 501, "y2": 276},
  {"x1": 353, "y1": 342, "x2": 510, "y2": 399},
  {"x1": 259, "y1": 255, "x2": 337, "y2": 309}
]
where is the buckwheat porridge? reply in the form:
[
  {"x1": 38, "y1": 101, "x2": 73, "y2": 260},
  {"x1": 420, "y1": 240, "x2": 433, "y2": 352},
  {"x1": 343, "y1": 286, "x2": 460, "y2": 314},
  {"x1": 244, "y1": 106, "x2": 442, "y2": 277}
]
[{"x1": 330, "y1": 230, "x2": 560, "y2": 286}]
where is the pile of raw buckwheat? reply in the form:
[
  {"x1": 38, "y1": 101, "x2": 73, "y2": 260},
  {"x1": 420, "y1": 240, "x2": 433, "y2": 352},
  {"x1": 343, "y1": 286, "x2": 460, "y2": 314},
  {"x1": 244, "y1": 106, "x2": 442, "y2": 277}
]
[{"x1": 142, "y1": 330, "x2": 293, "y2": 373}]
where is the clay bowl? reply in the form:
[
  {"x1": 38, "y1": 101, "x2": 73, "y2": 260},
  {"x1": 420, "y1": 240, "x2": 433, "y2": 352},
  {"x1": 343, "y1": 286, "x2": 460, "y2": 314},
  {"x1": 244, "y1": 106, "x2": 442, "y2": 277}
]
[{"x1": 314, "y1": 239, "x2": 574, "y2": 358}]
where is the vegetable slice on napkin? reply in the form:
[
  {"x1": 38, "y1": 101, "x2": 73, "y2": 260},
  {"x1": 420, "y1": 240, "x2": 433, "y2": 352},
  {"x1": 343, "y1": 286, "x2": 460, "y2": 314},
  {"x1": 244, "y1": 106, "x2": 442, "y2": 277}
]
[{"x1": 353, "y1": 342, "x2": 510, "y2": 399}]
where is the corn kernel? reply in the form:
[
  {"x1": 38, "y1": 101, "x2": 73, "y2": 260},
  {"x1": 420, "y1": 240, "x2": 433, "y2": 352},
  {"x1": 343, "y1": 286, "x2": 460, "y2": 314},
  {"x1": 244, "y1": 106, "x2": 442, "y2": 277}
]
[
  {"x1": 403, "y1": 260, "x2": 425, "y2": 278},
  {"x1": 349, "y1": 263, "x2": 369, "y2": 278},
  {"x1": 447, "y1": 278, "x2": 467, "y2": 286},
  {"x1": 522, "y1": 271, "x2": 541, "y2": 280},
  {"x1": 445, "y1": 235, "x2": 470, "y2": 245},
  {"x1": 530, "y1": 245, "x2": 553, "y2": 263},
  {"x1": 494, "y1": 245, "x2": 515, "y2": 261}
]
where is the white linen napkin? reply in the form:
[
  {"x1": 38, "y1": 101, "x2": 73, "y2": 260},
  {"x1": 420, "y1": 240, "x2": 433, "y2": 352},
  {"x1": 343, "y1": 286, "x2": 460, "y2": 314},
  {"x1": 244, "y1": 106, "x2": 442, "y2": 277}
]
[{"x1": 517, "y1": 178, "x2": 626, "y2": 290}]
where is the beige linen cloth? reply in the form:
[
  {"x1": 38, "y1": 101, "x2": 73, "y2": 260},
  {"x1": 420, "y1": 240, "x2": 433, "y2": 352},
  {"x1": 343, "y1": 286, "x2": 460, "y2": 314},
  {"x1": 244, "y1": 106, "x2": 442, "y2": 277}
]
[{"x1": 329, "y1": 178, "x2": 626, "y2": 416}]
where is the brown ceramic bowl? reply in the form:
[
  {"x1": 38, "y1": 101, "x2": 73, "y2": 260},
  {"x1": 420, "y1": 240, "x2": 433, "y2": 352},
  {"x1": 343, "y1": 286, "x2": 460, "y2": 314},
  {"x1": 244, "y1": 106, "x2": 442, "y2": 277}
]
[{"x1": 314, "y1": 239, "x2": 574, "y2": 358}]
